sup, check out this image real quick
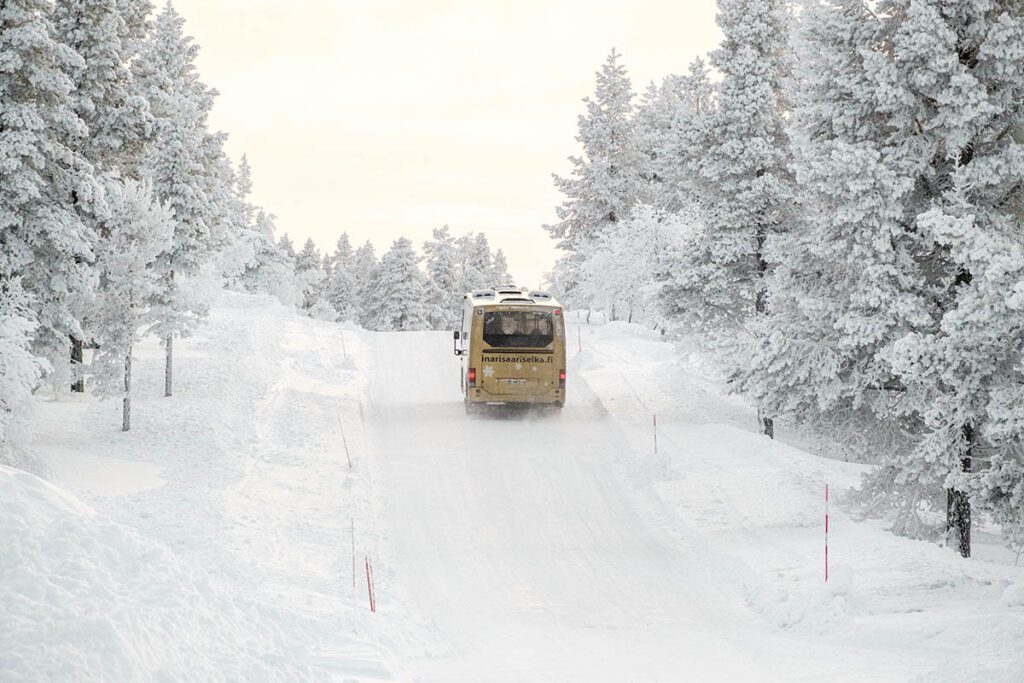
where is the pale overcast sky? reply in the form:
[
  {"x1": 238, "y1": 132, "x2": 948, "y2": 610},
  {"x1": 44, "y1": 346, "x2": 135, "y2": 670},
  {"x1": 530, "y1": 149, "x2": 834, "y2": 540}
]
[{"x1": 173, "y1": 0, "x2": 722, "y2": 287}]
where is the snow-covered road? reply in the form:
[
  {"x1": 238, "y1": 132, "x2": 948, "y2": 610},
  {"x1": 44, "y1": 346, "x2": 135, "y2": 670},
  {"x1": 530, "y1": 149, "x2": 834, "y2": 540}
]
[{"x1": 363, "y1": 331, "x2": 767, "y2": 680}]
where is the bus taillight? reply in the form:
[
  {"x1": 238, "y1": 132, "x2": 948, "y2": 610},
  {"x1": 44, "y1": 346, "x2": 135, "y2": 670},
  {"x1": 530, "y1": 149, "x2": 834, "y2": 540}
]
[
  {"x1": 559, "y1": 369, "x2": 566, "y2": 388},
  {"x1": 468, "y1": 368, "x2": 477, "y2": 387}
]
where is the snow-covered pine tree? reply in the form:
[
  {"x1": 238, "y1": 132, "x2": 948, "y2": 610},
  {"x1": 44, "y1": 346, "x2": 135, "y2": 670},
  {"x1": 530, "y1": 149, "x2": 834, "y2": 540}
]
[
  {"x1": 294, "y1": 238, "x2": 326, "y2": 313},
  {"x1": 545, "y1": 48, "x2": 645, "y2": 308},
  {"x1": 663, "y1": 0, "x2": 792, "y2": 437},
  {"x1": 221, "y1": 153, "x2": 258, "y2": 286},
  {"x1": 52, "y1": 0, "x2": 155, "y2": 391},
  {"x1": 633, "y1": 58, "x2": 715, "y2": 214},
  {"x1": 278, "y1": 232, "x2": 296, "y2": 258},
  {"x1": 52, "y1": 0, "x2": 154, "y2": 171},
  {"x1": 237, "y1": 210, "x2": 295, "y2": 306},
  {"x1": 324, "y1": 233, "x2": 359, "y2": 322},
  {"x1": 423, "y1": 226, "x2": 460, "y2": 329},
  {"x1": 455, "y1": 232, "x2": 490, "y2": 293},
  {"x1": 352, "y1": 240, "x2": 378, "y2": 328},
  {"x1": 133, "y1": 2, "x2": 220, "y2": 397},
  {"x1": 370, "y1": 237, "x2": 430, "y2": 331},
  {"x1": 733, "y1": 0, "x2": 968, "y2": 538},
  {"x1": 0, "y1": 0, "x2": 102, "y2": 386},
  {"x1": 873, "y1": 0, "x2": 1024, "y2": 557},
  {"x1": 89, "y1": 180, "x2": 172, "y2": 430},
  {"x1": 491, "y1": 249, "x2": 512, "y2": 288},
  {"x1": 201, "y1": 129, "x2": 242, "y2": 272},
  {"x1": 0, "y1": 280, "x2": 46, "y2": 465}
]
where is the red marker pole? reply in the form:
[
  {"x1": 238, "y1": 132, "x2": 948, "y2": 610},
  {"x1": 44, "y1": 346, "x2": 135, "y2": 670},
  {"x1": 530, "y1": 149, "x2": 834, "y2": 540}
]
[{"x1": 825, "y1": 484, "x2": 829, "y2": 583}]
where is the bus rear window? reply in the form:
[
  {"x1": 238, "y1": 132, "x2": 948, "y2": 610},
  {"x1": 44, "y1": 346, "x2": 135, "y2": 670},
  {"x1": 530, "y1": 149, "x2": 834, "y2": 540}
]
[{"x1": 482, "y1": 311, "x2": 554, "y2": 348}]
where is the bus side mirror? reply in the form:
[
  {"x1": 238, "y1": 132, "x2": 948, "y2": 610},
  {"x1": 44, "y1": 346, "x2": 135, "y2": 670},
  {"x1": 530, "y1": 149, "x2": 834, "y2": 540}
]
[
  {"x1": 453, "y1": 331, "x2": 460, "y2": 340},
  {"x1": 453, "y1": 330, "x2": 461, "y2": 356}
]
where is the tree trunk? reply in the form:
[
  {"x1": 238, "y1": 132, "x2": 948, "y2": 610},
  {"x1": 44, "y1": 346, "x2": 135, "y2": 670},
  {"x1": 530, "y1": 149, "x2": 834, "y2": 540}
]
[
  {"x1": 947, "y1": 424, "x2": 972, "y2": 558},
  {"x1": 122, "y1": 346, "x2": 132, "y2": 432},
  {"x1": 754, "y1": 225, "x2": 774, "y2": 439},
  {"x1": 71, "y1": 336, "x2": 85, "y2": 393},
  {"x1": 164, "y1": 335, "x2": 173, "y2": 397}
]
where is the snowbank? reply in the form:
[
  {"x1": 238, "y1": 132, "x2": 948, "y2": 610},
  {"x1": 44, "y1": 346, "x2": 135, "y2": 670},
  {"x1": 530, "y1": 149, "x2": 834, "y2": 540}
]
[{"x1": 0, "y1": 466, "x2": 316, "y2": 682}]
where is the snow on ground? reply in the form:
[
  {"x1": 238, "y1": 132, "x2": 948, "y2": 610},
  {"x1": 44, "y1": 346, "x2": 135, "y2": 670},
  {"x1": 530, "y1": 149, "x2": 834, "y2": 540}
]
[
  {"x1": 6, "y1": 293, "x2": 400, "y2": 681},
  {"x1": 3, "y1": 293, "x2": 1023, "y2": 681}
]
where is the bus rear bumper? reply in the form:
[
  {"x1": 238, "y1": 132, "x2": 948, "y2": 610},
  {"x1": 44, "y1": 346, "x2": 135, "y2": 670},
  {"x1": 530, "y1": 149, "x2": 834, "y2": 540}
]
[{"x1": 465, "y1": 389, "x2": 564, "y2": 408}]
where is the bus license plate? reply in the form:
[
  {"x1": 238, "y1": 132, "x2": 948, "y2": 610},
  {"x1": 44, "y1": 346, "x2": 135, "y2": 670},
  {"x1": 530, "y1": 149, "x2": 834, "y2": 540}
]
[{"x1": 505, "y1": 378, "x2": 526, "y2": 385}]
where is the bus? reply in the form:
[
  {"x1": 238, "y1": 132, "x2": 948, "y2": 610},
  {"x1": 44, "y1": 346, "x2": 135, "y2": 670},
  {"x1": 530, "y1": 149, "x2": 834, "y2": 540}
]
[{"x1": 453, "y1": 287, "x2": 566, "y2": 413}]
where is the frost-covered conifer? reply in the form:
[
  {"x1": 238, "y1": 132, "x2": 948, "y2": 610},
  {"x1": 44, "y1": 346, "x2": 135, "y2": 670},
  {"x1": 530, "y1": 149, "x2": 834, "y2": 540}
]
[
  {"x1": 369, "y1": 238, "x2": 430, "y2": 331},
  {"x1": 736, "y1": 1, "x2": 1024, "y2": 548},
  {"x1": 546, "y1": 49, "x2": 645, "y2": 304},
  {"x1": 688, "y1": 0, "x2": 792, "y2": 437},
  {"x1": 876, "y1": 1, "x2": 1024, "y2": 554},
  {"x1": 0, "y1": 0, "x2": 102, "y2": 369},
  {"x1": 664, "y1": 0, "x2": 790, "y2": 341},
  {"x1": 423, "y1": 226, "x2": 460, "y2": 329},
  {"x1": 238, "y1": 210, "x2": 295, "y2": 306},
  {"x1": 221, "y1": 154, "x2": 257, "y2": 285},
  {"x1": 491, "y1": 249, "x2": 512, "y2": 287},
  {"x1": 633, "y1": 58, "x2": 714, "y2": 214},
  {"x1": 324, "y1": 233, "x2": 359, "y2": 322},
  {"x1": 734, "y1": 0, "x2": 936, "y2": 512},
  {"x1": 134, "y1": 2, "x2": 221, "y2": 396},
  {"x1": 294, "y1": 238, "x2": 326, "y2": 313},
  {"x1": 52, "y1": 0, "x2": 155, "y2": 390},
  {"x1": 278, "y1": 232, "x2": 296, "y2": 258},
  {"x1": 456, "y1": 232, "x2": 495, "y2": 293},
  {"x1": 0, "y1": 281, "x2": 46, "y2": 465},
  {"x1": 352, "y1": 241, "x2": 378, "y2": 327},
  {"x1": 89, "y1": 180, "x2": 173, "y2": 430},
  {"x1": 52, "y1": 0, "x2": 154, "y2": 172}
]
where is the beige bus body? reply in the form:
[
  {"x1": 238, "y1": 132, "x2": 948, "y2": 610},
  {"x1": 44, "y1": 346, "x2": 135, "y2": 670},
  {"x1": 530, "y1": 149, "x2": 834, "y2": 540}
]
[{"x1": 454, "y1": 289, "x2": 566, "y2": 412}]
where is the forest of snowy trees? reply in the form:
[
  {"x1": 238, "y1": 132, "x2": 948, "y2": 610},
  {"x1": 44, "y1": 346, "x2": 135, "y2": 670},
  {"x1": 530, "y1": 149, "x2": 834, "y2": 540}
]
[
  {"x1": 547, "y1": 0, "x2": 1024, "y2": 558},
  {"x1": 3, "y1": 0, "x2": 1022, "y2": 561},
  {"x1": 0, "y1": 1, "x2": 510, "y2": 458}
]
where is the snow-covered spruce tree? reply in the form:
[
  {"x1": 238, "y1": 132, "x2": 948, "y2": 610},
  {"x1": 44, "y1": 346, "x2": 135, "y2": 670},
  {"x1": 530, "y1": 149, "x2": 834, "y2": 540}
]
[
  {"x1": 89, "y1": 180, "x2": 172, "y2": 431},
  {"x1": 133, "y1": 2, "x2": 221, "y2": 397},
  {"x1": 352, "y1": 240, "x2": 378, "y2": 328},
  {"x1": 0, "y1": 281, "x2": 46, "y2": 466},
  {"x1": 52, "y1": 0, "x2": 155, "y2": 392},
  {"x1": 491, "y1": 249, "x2": 512, "y2": 287},
  {"x1": 734, "y1": 0, "x2": 937, "y2": 533},
  {"x1": 52, "y1": 0, "x2": 154, "y2": 170},
  {"x1": 324, "y1": 233, "x2": 359, "y2": 322},
  {"x1": 664, "y1": 0, "x2": 792, "y2": 438},
  {"x1": 294, "y1": 238, "x2": 327, "y2": 313},
  {"x1": 455, "y1": 232, "x2": 490, "y2": 294},
  {"x1": 237, "y1": 210, "x2": 295, "y2": 306},
  {"x1": 735, "y1": 0, "x2": 1024, "y2": 547},
  {"x1": 423, "y1": 226, "x2": 461, "y2": 329},
  {"x1": 545, "y1": 49, "x2": 645, "y2": 308},
  {"x1": 202, "y1": 130, "x2": 243, "y2": 280},
  {"x1": 367, "y1": 238, "x2": 430, "y2": 331},
  {"x1": 221, "y1": 153, "x2": 257, "y2": 286},
  {"x1": 878, "y1": 0, "x2": 1024, "y2": 557},
  {"x1": 633, "y1": 58, "x2": 715, "y2": 214},
  {"x1": 278, "y1": 232, "x2": 296, "y2": 258},
  {"x1": 0, "y1": 0, "x2": 102, "y2": 384}
]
